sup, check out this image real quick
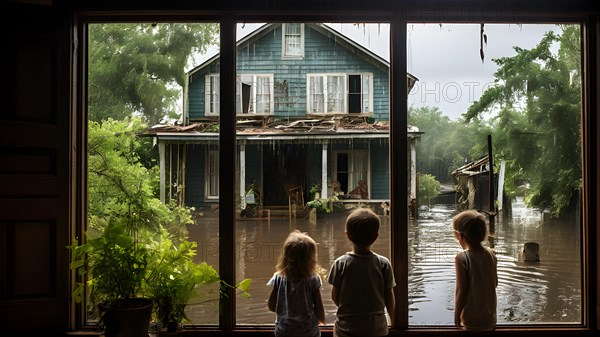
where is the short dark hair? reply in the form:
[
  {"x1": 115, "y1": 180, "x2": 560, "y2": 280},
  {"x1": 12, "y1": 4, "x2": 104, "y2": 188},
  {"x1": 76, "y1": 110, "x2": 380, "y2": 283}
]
[{"x1": 345, "y1": 208, "x2": 380, "y2": 246}]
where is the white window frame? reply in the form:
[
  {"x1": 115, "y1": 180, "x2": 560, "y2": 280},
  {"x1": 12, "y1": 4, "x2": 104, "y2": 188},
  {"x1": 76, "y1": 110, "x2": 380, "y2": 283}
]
[
  {"x1": 307, "y1": 73, "x2": 347, "y2": 114},
  {"x1": 205, "y1": 74, "x2": 220, "y2": 116},
  {"x1": 282, "y1": 23, "x2": 304, "y2": 59},
  {"x1": 236, "y1": 74, "x2": 275, "y2": 115},
  {"x1": 205, "y1": 149, "x2": 219, "y2": 200},
  {"x1": 307, "y1": 73, "x2": 374, "y2": 114},
  {"x1": 333, "y1": 149, "x2": 370, "y2": 196},
  {"x1": 348, "y1": 73, "x2": 374, "y2": 113}
]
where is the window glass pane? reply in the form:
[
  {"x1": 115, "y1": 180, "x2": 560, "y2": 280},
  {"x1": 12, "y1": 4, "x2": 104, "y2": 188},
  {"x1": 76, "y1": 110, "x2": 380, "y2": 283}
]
[
  {"x1": 86, "y1": 22, "x2": 221, "y2": 327},
  {"x1": 234, "y1": 22, "x2": 392, "y2": 326},
  {"x1": 407, "y1": 23, "x2": 582, "y2": 326},
  {"x1": 284, "y1": 23, "x2": 303, "y2": 56}
]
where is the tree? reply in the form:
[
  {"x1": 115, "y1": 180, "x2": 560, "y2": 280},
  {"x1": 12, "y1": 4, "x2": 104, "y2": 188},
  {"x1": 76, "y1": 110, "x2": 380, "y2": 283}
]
[
  {"x1": 418, "y1": 174, "x2": 440, "y2": 207},
  {"x1": 409, "y1": 106, "x2": 487, "y2": 183},
  {"x1": 88, "y1": 117, "x2": 194, "y2": 238},
  {"x1": 465, "y1": 25, "x2": 581, "y2": 217},
  {"x1": 88, "y1": 23, "x2": 219, "y2": 124}
]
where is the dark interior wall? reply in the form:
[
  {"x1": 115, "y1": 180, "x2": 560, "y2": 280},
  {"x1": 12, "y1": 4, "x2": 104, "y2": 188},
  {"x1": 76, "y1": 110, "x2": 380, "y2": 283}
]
[{"x1": 2, "y1": 0, "x2": 598, "y2": 336}]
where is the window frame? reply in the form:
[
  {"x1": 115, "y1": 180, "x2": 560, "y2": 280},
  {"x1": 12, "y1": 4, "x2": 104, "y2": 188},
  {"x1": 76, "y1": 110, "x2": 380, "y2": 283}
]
[
  {"x1": 348, "y1": 73, "x2": 373, "y2": 113},
  {"x1": 205, "y1": 148, "x2": 219, "y2": 200},
  {"x1": 307, "y1": 72, "x2": 374, "y2": 114},
  {"x1": 205, "y1": 73, "x2": 220, "y2": 116},
  {"x1": 72, "y1": 10, "x2": 595, "y2": 336},
  {"x1": 236, "y1": 74, "x2": 275, "y2": 115},
  {"x1": 307, "y1": 73, "x2": 347, "y2": 114},
  {"x1": 282, "y1": 23, "x2": 305, "y2": 59},
  {"x1": 333, "y1": 149, "x2": 370, "y2": 195}
]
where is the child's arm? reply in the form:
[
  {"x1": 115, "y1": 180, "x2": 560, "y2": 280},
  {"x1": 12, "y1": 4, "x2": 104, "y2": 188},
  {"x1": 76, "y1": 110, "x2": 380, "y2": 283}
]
[
  {"x1": 454, "y1": 254, "x2": 468, "y2": 327},
  {"x1": 268, "y1": 285, "x2": 278, "y2": 312},
  {"x1": 384, "y1": 287, "x2": 395, "y2": 326},
  {"x1": 313, "y1": 288, "x2": 326, "y2": 324}
]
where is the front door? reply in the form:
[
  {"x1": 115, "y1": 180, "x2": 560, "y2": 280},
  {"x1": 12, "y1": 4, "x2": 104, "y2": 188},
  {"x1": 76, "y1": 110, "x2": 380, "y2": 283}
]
[{"x1": 262, "y1": 144, "x2": 306, "y2": 206}]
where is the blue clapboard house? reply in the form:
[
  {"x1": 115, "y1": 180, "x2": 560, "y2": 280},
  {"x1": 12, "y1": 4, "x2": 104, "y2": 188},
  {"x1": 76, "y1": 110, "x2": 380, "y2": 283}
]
[{"x1": 148, "y1": 23, "x2": 420, "y2": 215}]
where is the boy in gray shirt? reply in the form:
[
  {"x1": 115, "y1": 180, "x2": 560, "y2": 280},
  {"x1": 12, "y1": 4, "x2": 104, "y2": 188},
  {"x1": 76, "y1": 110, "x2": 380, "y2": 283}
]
[{"x1": 328, "y1": 208, "x2": 396, "y2": 337}]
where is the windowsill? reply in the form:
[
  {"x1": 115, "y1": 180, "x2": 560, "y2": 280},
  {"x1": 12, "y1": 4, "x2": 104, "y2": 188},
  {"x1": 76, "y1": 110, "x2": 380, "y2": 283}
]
[
  {"x1": 65, "y1": 327, "x2": 595, "y2": 337},
  {"x1": 306, "y1": 112, "x2": 374, "y2": 117}
]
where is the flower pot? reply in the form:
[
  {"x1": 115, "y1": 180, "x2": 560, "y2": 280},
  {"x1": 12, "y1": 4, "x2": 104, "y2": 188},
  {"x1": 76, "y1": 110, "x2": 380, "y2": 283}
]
[{"x1": 99, "y1": 298, "x2": 153, "y2": 337}]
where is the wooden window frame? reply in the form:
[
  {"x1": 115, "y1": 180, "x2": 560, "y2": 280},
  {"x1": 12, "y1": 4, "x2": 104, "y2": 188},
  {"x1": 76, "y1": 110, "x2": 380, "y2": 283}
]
[{"x1": 71, "y1": 8, "x2": 597, "y2": 337}]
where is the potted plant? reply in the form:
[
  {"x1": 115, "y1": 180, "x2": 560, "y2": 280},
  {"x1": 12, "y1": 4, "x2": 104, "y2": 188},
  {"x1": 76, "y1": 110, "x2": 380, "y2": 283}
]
[
  {"x1": 143, "y1": 227, "x2": 252, "y2": 335},
  {"x1": 306, "y1": 198, "x2": 331, "y2": 215},
  {"x1": 243, "y1": 183, "x2": 262, "y2": 217},
  {"x1": 309, "y1": 183, "x2": 322, "y2": 200},
  {"x1": 68, "y1": 221, "x2": 154, "y2": 337}
]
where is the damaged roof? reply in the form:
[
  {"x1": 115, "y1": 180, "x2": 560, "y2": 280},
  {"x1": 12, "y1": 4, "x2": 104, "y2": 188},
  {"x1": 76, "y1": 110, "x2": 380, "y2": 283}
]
[{"x1": 143, "y1": 116, "x2": 422, "y2": 142}]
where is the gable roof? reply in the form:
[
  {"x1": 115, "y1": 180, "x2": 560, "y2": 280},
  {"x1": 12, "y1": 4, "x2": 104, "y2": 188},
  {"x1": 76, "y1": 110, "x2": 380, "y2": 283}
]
[{"x1": 187, "y1": 23, "x2": 418, "y2": 84}]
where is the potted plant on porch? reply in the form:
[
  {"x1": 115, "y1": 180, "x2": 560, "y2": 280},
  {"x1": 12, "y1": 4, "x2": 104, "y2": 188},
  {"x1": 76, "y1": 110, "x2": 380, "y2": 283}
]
[
  {"x1": 306, "y1": 198, "x2": 331, "y2": 215},
  {"x1": 69, "y1": 220, "x2": 154, "y2": 337}
]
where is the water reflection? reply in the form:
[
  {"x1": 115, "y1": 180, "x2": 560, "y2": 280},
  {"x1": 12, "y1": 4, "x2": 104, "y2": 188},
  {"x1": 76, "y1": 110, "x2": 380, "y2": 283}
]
[{"x1": 186, "y1": 197, "x2": 581, "y2": 326}]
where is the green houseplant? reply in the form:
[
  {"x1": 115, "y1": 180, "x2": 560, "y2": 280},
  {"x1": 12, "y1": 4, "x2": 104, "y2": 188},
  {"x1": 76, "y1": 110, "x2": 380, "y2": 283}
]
[
  {"x1": 144, "y1": 228, "x2": 220, "y2": 333},
  {"x1": 70, "y1": 119, "x2": 251, "y2": 336},
  {"x1": 70, "y1": 117, "x2": 192, "y2": 336},
  {"x1": 69, "y1": 221, "x2": 154, "y2": 337}
]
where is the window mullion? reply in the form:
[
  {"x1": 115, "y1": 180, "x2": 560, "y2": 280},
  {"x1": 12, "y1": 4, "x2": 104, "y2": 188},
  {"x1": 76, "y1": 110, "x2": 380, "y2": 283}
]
[
  {"x1": 219, "y1": 16, "x2": 237, "y2": 331},
  {"x1": 390, "y1": 18, "x2": 409, "y2": 330}
]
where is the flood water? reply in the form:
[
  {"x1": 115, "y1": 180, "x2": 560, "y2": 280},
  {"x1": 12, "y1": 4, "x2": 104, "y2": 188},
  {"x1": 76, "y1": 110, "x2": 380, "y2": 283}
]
[{"x1": 186, "y1": 197, "x2": 581, "y2": 327}]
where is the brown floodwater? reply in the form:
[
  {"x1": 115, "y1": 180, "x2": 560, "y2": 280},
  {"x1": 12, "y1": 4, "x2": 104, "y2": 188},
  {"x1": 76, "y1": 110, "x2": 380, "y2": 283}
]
[{"x1": 185, "y1": 197, "x2": 581, "y2": 327}]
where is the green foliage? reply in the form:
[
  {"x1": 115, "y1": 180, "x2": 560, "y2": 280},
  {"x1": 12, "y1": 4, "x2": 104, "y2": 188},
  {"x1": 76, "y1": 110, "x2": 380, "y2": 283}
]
[
  {"x1": 418, "y1": 174, "x2": 441, "y2": 207},
  {"x1": 306, "y1": 198, "x2": 331, "y2": 213},
  {"x1": 73, "y1": 116, "x2": 248, "y2": 325},
  {"x1": 88, "y1": 23, "x2": 219, "y2": 124},
  {"x1": 88, "y1": 117, "x2": 194, "y2": 236},
  {"x1": 408, "y1": 106, "x2": 487, "y2": 182},
  {"x1": 309, "y1": 184, "x2": 322, "y2": 199},
  {"x1": 465, "y1": 25, "x2": 582, "y2": 217},
  {"x1": 68, "y1": 222, "x2": 150, "y2": 307},
  {"x1": 143, "y1": 227, "x2": 221, "y2": 325}
]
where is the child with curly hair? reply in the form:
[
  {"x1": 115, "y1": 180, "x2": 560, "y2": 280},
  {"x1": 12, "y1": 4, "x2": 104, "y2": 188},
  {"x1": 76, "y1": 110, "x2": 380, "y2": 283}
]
[{"x1": 268, "y1": 230, "x2": 325, "y2": 337}]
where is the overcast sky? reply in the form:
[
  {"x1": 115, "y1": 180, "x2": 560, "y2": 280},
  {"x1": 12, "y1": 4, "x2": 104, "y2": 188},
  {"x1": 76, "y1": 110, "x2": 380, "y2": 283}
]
[{"x1": 194, "y1": 22, "x2": 561, "y2": 120}]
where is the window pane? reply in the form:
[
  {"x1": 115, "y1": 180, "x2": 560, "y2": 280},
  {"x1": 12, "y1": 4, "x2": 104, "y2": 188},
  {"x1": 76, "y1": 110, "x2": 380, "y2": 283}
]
[
  {"x1": 87, "y1": 22, "x2": 221, "y2": 327},
  {"x1": 234, "y1": 22, "x2": 392, "y2": 326},
  {"x1": 407, "y1": 23, "x2": 582, "y2": 326}
]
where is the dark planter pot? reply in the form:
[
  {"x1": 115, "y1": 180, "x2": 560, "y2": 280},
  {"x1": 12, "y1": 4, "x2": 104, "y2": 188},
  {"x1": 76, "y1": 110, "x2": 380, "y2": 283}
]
[
  {"x1": 158, "y1": 322, "x2": 180, "y2": 336},
  {"x1": 167, "y1": 322, "x2": 179, "y2": 332},
  {"x1": 99, "y1": 298, "x2": 154, "y2": 337}
]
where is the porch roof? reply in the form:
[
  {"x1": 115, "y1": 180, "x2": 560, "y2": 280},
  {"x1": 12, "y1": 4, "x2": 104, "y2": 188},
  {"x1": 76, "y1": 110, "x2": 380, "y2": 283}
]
[
  {"x1": 142, "y1": 117, "x2": 423, "y2": 144},
  {"x1": 149, "y1": 130, "x2": 421, "y2": 143}
]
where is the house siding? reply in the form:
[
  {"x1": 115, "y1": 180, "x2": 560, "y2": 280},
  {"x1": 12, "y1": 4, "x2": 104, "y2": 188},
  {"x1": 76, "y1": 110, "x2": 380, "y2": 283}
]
[{"x1": 187, "y1": 24, "x2": 389, "y2": 121}]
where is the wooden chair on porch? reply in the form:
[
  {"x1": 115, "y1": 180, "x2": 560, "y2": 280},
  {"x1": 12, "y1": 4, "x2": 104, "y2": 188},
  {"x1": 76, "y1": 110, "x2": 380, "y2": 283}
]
[
  {"x1": 348, "y1": 180, "x2": 369, "y2": 199},
  {"x1": 287, "y1": 186, "x2": 304, "y2": 219}
]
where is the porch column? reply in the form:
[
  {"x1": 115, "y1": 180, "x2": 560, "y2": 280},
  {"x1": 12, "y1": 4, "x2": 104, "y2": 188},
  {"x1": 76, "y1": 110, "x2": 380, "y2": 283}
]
[
  {"x1": 158, "y1": 141, "x2": 166, "y2": 203},
  {"x1": 240, "y1": 145, "x2": 246, "y2": 209},
  {"x1": 410, "y1": 138, "x2": 417, "y2": 199},
  {"x1": 321, "y1": 143, "x2": 328, "y2": 199}
]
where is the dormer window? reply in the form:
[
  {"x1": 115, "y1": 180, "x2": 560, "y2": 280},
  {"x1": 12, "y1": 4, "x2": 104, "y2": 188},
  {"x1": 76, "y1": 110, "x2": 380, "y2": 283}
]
[{"x1": 282, "y1": 23, "x2": 304, "y2": 59}]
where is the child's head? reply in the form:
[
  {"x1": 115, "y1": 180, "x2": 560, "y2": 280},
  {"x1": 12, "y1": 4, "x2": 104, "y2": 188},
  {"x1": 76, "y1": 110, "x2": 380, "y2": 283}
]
[
  {"x1": 452, "y1": 210, "x2": 488, "y2": 248},
  {"x1": 276, "y1": 230, "x2": 319, "y2": 279},
  {"x1": 345, "y1": 208, "x2": 380, "y2": 246}
]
